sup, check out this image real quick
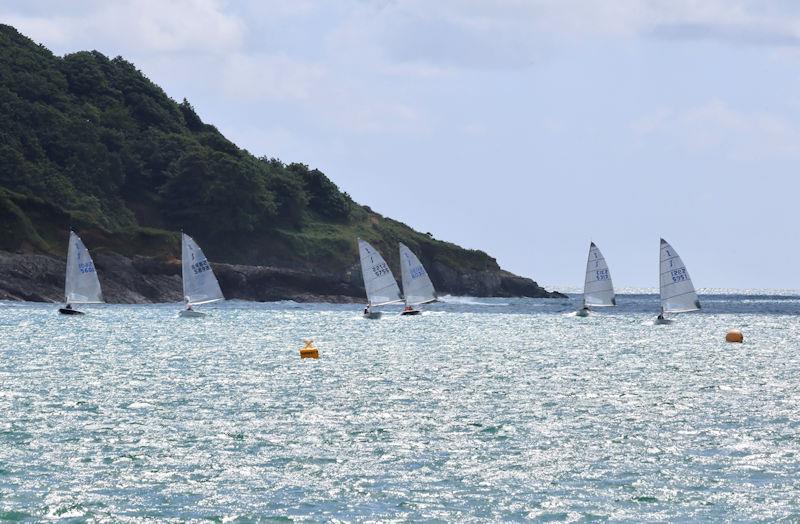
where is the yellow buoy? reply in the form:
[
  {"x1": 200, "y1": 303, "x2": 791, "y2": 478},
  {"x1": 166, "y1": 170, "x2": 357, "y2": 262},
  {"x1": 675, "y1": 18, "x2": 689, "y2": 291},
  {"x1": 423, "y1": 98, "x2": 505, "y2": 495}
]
[
  {"x1": 299, "y1": 339, "x2": 319, "y2": 359},
  {"x1": 725, "y1": 329, "x2": 743, "y2": 343}
]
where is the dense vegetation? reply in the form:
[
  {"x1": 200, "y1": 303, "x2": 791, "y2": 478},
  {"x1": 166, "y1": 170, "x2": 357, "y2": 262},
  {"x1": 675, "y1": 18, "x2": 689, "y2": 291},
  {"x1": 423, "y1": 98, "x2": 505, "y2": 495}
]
[{"x1": 0, "y1": 25, "x2": 502, "y2": 277}]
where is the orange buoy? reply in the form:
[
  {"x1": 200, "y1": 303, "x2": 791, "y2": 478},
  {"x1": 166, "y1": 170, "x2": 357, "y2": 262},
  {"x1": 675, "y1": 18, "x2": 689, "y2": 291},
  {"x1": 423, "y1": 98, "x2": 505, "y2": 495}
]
[
  {"x1": 725, "y1": 329, "x2": 743, "y2": 343},
  {"x1": 299, "y1": 339, "x2": 319, "y2": 359}
]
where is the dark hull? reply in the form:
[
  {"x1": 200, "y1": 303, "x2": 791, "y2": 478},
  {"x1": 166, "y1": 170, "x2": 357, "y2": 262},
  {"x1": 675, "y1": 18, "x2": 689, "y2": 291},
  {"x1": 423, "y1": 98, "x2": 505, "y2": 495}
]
[
  {"x1": 400, "y1": 310, "x2": 421, "y2": 316},
  {"x1": 58, "y1": 308, "x2": 84, "y2": 315}
]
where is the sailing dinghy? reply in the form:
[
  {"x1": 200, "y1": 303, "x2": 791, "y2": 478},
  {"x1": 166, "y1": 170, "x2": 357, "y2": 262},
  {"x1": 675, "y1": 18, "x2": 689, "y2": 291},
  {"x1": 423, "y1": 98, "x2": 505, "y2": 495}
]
[
  {"x1": 399, "y1": 243, "x2": 436, "y2": 315},
  {"x1": 180, "y1": 233, "x2": 224, "y2": 317},
  {"x1": 358, "y1": 238, "x2": 402, "y2": 319},
  {"x1": 59, "y1": 231, "x2": 104, "y2": 315},
  {"x1": 656, "y1": 238, "x2": 700, "y2": 324},
  {"x1": 576, "y1": 242, "x2": 615, "y2": 317}
]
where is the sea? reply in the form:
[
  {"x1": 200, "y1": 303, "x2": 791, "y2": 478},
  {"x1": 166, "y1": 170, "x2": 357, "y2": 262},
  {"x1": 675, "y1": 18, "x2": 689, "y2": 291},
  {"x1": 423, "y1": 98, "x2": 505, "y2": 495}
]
[{"x1": 1, "y1": 292, "x2": 799, "y2": 522}]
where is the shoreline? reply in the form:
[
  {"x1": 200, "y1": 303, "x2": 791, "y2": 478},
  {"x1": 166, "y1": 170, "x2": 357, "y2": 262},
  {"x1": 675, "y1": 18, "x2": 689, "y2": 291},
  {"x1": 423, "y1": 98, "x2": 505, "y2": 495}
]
[{"x1": 0, "y1": 250, "x2": 565, "y2": 304}]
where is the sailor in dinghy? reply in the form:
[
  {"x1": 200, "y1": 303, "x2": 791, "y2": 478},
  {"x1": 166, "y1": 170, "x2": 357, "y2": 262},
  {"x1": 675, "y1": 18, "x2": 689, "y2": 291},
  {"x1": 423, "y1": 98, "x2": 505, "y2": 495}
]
[
  {"x1": 399, "y1": 243, "x2": 436, "y2": 316},
  {"x1": 656, "y1": 238, "x2": 700, "y2": 324},
  {"x1": 180, "y1": 232, "x2": 225, "y2": 317},
  {"x1": 59, "y1": 231, "x2": 104, "y2": 315},
  {"x1": 576, "y1": 242, "x2": 616, "y2": 317}
]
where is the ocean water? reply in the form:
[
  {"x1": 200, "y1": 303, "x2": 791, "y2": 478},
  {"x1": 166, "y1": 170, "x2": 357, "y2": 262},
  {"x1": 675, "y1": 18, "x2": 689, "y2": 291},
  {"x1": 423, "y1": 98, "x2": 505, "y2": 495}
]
[{"x1": 1, "y1": 293, "x2": 800, "y2": 522}]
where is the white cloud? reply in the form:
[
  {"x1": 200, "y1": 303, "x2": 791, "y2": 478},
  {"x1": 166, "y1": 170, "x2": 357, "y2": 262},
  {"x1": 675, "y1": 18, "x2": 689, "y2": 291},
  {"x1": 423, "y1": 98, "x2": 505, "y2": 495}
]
[
  {"x1": 631, "y1": 99, "x2": 800, "y2": 157},
  {"x1": 1, "y1": 0, "x2": 244, "y2": 55},
  {"x1": 324, "y1": 0, "x2": 800, "y2": 74}
]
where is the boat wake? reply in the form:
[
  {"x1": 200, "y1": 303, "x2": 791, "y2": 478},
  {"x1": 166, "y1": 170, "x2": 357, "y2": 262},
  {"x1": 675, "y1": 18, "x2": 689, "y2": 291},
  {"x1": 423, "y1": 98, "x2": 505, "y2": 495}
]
[{"x1": 437, "y1": 295, "x2": 509, "y2": 307}]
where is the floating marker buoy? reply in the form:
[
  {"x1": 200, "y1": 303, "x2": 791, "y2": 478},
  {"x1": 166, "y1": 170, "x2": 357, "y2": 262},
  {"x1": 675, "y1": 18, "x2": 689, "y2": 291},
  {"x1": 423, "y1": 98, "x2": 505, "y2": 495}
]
[
  {"x1": 299, "y1": 339, "x2": 319, "y2": 359},
  {"x1": 725, "y1": 329, "x2": 743, "y2": 343}
]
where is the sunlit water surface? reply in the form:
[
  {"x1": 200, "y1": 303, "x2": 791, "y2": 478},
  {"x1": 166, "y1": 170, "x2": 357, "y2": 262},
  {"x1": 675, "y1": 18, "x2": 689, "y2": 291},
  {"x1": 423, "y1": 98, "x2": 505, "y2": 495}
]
[{"x1": 1, "y1": 294, "x2": 800, "y2": 521}]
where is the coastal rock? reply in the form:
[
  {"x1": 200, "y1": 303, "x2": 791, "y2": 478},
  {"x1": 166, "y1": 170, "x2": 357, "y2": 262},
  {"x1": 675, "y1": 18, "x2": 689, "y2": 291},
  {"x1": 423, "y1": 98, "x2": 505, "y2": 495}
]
[
  {"x1": 0, "y1": 251, "x2": 564, "y2": 303},
  {"x1": 95, "y1": 252, "x2": 181, "y2": 303},
  {"x1": 214, "y1": 264, "x2": 362, "y2": 303},
  {"x1": 0, "y1": 252, "x2": 64, "y2": 301},
  {"x1": 427, "y1": 261, "x2": 562, "y2": 298}
]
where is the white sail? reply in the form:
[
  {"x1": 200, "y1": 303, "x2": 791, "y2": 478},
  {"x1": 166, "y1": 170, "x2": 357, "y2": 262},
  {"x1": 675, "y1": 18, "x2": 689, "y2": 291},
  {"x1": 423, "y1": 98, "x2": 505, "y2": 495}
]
[
  {"x1": 64, "y1": 231, "x2": 103, "y2": 304},
  {"x1": 399, "y1": 242, "x2": 436, "y2": 306},
  {"x1": 181, "y1": 233, "x2": 224, "y2": 306},
  {"x1": 583, "y1": 242, "x2": 615, "y2": 307},
  {"x1": 659, "y1": 238, "x2": 700, "y2": 313},
  {"x1": 358, "y1": 238, "x2": 402, "y2": 306}
]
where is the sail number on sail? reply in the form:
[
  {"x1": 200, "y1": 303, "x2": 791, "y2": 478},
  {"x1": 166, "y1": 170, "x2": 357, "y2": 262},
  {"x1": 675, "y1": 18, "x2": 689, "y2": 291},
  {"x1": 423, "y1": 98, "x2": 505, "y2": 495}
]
[
  {"x1": 595, "y1": 269, "x2": 610, "y2": 280},
  {"x1": 410, "y1": 266, "x2": 426, "y2": 279},
  {"x1": 371, "y1": 262, "x2": 391, "y2": 277},
  {"x1": 78, "y1": 262, "x2": 96, "y2": 274},
  {"x1": 670, "y1": 267, "x2": 688, "y2": 282},
  {"x1": 191, "y1": 259, "x2": 211, "y2": 275}
]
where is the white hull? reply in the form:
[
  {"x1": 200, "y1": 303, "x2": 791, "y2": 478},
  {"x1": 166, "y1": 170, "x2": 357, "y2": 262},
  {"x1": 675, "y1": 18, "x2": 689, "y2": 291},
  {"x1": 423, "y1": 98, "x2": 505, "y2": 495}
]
[{"x1": 179, "y1": 309, "x2": 206, "y2": 318}]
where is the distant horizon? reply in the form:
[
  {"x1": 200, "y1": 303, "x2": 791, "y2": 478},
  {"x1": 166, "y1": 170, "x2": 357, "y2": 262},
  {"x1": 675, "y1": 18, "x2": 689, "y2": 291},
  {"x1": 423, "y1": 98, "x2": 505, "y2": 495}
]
[
  {"x1": 538, "y1": 286, "x2": 800, "y2": 296},
  {"x1": 3, "y1": 1, "x2": 799, "y2": 289}
]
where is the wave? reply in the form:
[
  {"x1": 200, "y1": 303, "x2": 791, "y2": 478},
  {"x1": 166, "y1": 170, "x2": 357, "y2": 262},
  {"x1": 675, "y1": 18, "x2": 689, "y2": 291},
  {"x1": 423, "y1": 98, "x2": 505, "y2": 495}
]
[{"x1": 437, "y1": 295, "x2": 509, "y2": 307}]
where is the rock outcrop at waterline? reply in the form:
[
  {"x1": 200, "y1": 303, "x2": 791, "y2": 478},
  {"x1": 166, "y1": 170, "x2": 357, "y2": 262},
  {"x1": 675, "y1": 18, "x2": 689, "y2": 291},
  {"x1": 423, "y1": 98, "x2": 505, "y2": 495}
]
[{"x1": 0, "y1": 251, "x2": 563, "y2": 303}]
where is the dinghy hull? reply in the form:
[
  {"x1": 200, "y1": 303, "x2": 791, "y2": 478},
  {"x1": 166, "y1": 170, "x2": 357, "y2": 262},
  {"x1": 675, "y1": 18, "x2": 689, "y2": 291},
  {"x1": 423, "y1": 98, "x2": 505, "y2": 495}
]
[
  {"x1": 58, "y1": 308, "x2": 84, "y2": 315},
  {"x1": 400, "y1": 309, "x2": 421, "y2": 316},
  {"x1": 363, "y1": 311, "x2": 382, "y2": 319},
  {"x1": 179, "y1": 309, "x2": 206, "y2": 318}
]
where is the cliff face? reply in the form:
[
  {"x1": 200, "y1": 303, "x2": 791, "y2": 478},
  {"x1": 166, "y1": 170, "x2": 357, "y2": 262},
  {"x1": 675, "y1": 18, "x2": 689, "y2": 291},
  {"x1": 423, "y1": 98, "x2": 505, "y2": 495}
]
[
  {"x1": 0, "y1": 25, "x2": 563, "y2": 301},
  {"x1": 0, "y1": 251, "x2": 562, "y2": 303}
]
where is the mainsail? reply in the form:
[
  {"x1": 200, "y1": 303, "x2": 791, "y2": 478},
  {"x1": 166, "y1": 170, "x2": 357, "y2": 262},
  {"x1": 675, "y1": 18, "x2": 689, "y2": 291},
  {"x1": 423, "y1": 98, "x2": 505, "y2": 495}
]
[
  {"x1": 358, "y1": 238, "x2": 402, "y2": 306},
  {"x1": 181, "y1": 233, "x2": 224, "y2": 306},
  {"x1": 659, "y1": 238, "x2": 700, "y2": 313},
  {"x1": 399, "y1": 242, "x2": 436, "y2": 306},
  {"x1": 64, "y1": 231, "x2": 103, "y2": 304},
  {"x1": 583, "y1": 242, "x2": 615, "y2": 307}
]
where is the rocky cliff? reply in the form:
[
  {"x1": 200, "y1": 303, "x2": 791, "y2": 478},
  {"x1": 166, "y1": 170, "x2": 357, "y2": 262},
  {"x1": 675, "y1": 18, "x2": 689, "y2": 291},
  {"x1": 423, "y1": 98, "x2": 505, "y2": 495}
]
[{"x1": 0, "y1": 251, "x2": 562, "y2": 303}]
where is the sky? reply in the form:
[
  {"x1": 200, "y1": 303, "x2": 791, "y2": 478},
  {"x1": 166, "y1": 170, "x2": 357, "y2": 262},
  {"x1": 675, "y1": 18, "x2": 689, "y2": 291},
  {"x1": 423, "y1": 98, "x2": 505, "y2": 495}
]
[{"x1": 3, "y1": 0, "x2": 800, "y2": 290}]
